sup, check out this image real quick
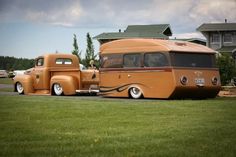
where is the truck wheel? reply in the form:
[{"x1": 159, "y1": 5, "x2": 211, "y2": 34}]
[
  {"x1": 129, "y1": 87, "x2": 142, "y2": 99},
  {"x1": 53, "y1": 83, "x2": 63, "y2": 96},
  {"x1": 16, "y1": 82, "x2": 24, "y2": 94}
]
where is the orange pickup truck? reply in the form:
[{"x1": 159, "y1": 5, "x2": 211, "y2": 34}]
[{"x1": 14, "y1": 54, "x2": 99, "y2": 96}]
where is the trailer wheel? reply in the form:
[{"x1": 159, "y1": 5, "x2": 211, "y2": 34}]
[
  {"x1": 16, "y1": 82, "x2": 24, "y2": 94},
  {"x1": 53, "y1": 83, "x2": 63, "y2": 96},
  {"x1": 129, "y1": 87, "x2": 142, "y2": 99}
]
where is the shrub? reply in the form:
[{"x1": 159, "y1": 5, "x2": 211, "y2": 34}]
[{"x1": 216, "y1": 54, "x2": 236, "y2": 85}]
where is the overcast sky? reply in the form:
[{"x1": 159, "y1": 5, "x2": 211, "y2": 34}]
[{"x1": 0, "y1": 0, "x2": 236, "y2": 58}]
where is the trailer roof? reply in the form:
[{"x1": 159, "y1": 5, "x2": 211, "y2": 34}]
[{"x1": 100, "y1": 39, "x2": 215, "y2": 54}]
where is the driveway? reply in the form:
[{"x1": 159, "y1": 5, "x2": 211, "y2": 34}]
[{"x1": 0, "y1": 84, "x2": 13, "y2": 89}]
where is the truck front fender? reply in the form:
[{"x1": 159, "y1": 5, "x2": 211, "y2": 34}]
[
  {"x1": 14, "y1": 74, "x2": 34, "y2": 94},
  {"x1": 50, "y1": 75, "x2": 77, "y2": 95}
]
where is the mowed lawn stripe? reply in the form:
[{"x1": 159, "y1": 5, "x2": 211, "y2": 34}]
[{"x1": 0, "y1": 95, "x2": 236, "y2": 157}]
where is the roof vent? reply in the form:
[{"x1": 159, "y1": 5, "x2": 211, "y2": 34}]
[{"x1": 175, "y1": 42, "x2": 187, "y2": 46}]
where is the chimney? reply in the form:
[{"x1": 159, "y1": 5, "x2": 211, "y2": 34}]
[{"x1": 225, "y1": 19, "x2": 227, "y2": 23}]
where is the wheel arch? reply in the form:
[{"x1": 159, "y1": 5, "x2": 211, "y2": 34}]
[
  {"x1": 50, "y1": 75, "x2": 78, "y2": 95},
  {"x1": 13, "y1": 75, "x2": 34, "y2": 94},
  {"x1": 128, "y1": 84, "x2": 145, "y2": 98}
]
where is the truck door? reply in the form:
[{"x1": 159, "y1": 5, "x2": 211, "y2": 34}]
[{"x1": 32, "y1": 57, "x2": 49, "y2": 90}]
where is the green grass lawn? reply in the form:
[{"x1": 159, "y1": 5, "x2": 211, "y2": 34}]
[
  {"x1": 0, "y1": 95, "x2": 235, "y2": 157},
  {"x1": 0, "y1": 78, "x2": 13, "y2": 84}
]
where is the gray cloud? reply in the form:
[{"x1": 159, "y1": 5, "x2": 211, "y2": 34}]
[
  {"x1": 0, "y1": 0, "x2": 235, "y2": 32},
  {"x1": 0, "y1": 0, "x2": 82, "y2": 26}
]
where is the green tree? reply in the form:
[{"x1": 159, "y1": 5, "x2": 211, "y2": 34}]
[
  {"x1": 216, "y1": 54, "x2": 236, "y2": 85},
  {"x1": 72, "y1": 34, "x2": 82, "y2": 62},
  {"x1": 0, "y1": 56, "x2": 34, "y2": 70},
  {"x1": 84, "y1": 32, "x2": 97, "y2": 67}
]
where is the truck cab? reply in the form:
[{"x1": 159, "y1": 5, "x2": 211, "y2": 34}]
[{"x1": 14, "y1": 54, "x2": 99, "y2": 96}]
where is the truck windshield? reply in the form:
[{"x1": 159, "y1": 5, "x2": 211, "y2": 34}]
[{"x1": 170, "y1": 52, "x2": 216, "y2": 68}]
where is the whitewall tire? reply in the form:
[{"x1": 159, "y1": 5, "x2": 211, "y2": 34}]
[
  {"x1": 53, "y1": 83, "x2": 63, "y2": 96},
  {"x1": 129, "y1": 87, "x2": 142, "y2": 99},
  {"x1": 16, "y1": 82, "x2": 24, "y2": 94}
]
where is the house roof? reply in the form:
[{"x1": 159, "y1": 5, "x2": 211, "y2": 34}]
[
  {"x1": 197, "y1": 23, "x2": 236, "y2": 32},
  {"x1": 94, "y1": 32, "x2": 168, "y2": 40},
  {"x1": 216, "y1": 46, "x2": 236, "y2": 53},
  {"x1": 125, "y1": 24, "x2": 172, "y2": 36},
  {"x1": 94, "y1": 24, "x2": 172, "y2": 40},
  {"x1": 172, "y1": 38, "x2": 206, "y2": 43}
]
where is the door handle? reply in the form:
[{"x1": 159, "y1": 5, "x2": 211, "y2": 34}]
[{"x1": 128, "y1": 74, "x2": 131, "y2": 78}]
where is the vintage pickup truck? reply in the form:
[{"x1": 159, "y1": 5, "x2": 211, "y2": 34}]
[{"x1": 14, "y1": 54, "x2": 99, "y2": 96}]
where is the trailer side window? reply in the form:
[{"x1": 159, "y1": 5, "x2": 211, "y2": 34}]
[
  {"x1": 144, "y1": 53, "x2": 169, "y2": 67},
  {"x1": 101, "y1": 54, "x2": 123, "y2": 68},
  {"x1": 123, "y1": 54, "x2": 141, "y2": 68}
]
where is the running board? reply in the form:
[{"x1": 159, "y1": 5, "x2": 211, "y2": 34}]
[{"x1": 75, "y1": 89, "x2": 99, "y2": 93}]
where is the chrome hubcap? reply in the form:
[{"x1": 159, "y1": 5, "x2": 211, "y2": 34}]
[
  {"x1": 54, "y1": 83, "x2": 63, "y2": 95},
  {"x1": 16, "y1": 82, "x2": 23, "y2": 93},
  {"x1": 130, "y1": 87, "x2": 142, "y2": 99}
]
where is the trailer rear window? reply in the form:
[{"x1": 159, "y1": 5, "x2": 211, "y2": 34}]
[{"x1": 170, "y1": 52, "x2": 216, "y2": 68}]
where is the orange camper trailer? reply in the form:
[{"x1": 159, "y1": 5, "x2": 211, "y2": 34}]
[{"x1": 99, "y1": 39, "x2": 221, "y2": 99}]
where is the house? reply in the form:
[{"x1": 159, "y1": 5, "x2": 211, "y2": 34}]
[
  {"x1": 172, "y1": 38, "x2": 206, "y2": 46},
  {"x1": 94, "y1": 24, "x2": 172, "y2": 45},
  {"x1": 197, "y1": 21, "x2": 236, "y2": 57}
]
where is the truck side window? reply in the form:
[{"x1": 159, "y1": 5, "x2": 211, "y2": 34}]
[{"x1": 36, "y1": 58, "x2": 44, "y2": 66}]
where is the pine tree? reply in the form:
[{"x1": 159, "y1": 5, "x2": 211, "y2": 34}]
[
  {"x1": 72, "y1": 34, "x2": 82, "y2": 62},
  {"x1": 84, "y1": 32, "x2": 97, "y2": 67}
]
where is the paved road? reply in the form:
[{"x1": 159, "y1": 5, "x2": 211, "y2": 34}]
[
  {"x1": 0, "y1": 89, "x2": 157, "y2": 102},
  {"x1": 0, "y1": 84, "x2": 13, "y2": 89}
]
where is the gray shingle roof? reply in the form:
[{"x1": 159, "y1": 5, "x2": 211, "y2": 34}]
[
  {"x1": 94, "y1": 32, "x2": 168, "y2": 40},
  {"x1": 94, "y1": 24, "x2": 172, "y2": 40},
  {"x1": 197, "y1": 23, "x2": 236, "y2": 32},
  {"x1": 125, "y1": 24, "x2": 171, "y2": 34}
]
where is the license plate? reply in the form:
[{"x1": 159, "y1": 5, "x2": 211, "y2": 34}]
[{"x1": 195, "y1": 78, "x2": 205, "y2": 84}]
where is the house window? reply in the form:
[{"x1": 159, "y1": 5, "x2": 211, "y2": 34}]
[
  {"x1": 224, "y1": 33, "x2": 233, "y2": 43},
  {"x1": 211, "y1": 34, "x2": 220, "y2": 43}
]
